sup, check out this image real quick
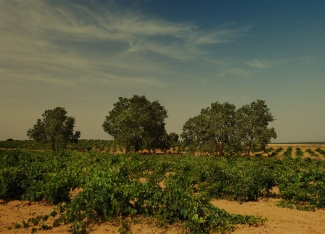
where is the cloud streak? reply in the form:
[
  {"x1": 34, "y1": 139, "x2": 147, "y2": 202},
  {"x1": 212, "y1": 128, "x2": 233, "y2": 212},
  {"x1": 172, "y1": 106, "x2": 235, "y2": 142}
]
[
  {"x1": 246, "y1": 57, "x2": 312, "y2": 69},
  {"x1": 0, "y1": 0, "x2": 249, "y2": 90}
]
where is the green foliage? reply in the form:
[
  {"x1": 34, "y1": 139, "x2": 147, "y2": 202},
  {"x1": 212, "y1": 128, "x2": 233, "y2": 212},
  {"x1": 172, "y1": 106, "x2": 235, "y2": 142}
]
[
  {"x1": 283, "y1": 147, "x2": 292, "y2": 158},
  {"x1": 198, "y1": 157, "x2": 276, "y2": 203},
  {"x1": 277, "y1": 200, "x2": 316, "y2": 211},
  {"x1": 185, "y1": 145, "x2": 197, "y2": 155},
  {"x1": 168, "y1": 132, "x2": 179, "y2": 145},
  {"x1": 102, "y1": 95, "x2": 169, "y2": 153},
  {"x1": 276, "y1": 156, "x2": 325, "y2": 209},
  {"x1": 316, "y1": 148, "x2": 325, "y2": 157},
  {"x1": 264, "y1": 147, "x2": 274, "y2": 154},
  {"x1": 235, "y1": 100, "x2": 276, "y2": 155},
  {"x1": 181, "y1": 100, "x2": 276, "y2": 156},
  {"x1": 0, "y1": 139, "x2": 114, "y2": 152},
  {"x1": 270, "y1": 147, "x2": 283, "y2": 156},
  {"x1": 295, "y1": 148, "x2": 304, "y2": 157},
  {"x1": 181, "y1": 102, "x2": 236, "y2": 156},
  {"x1": 4, "y1": 149, "x2": 325, "y2": 233},
  {"x1": 27, "y1": 107, "x2": 80, "y2": 151},
  {"x1": 306, "y1": 148, "x2": 318, "y2": 157},
  {"x1": 0, "y1": 140, "x2": 48, "y2": 150},
  {"x1": 68, "y1": 139, "x2": 114, "y2": 152},
  {"x1": 2, "y1": 150, "x2": 268, "y2": 233},
  {"x1": 118, "y1": 218, "x2": 132, "y2": 234},
  {"x1": 0, "y1": 150, "x2": 78, "y2": 203}
]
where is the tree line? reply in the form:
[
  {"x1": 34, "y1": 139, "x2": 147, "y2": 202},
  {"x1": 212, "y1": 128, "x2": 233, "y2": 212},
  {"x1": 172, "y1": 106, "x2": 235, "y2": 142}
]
[{"x1": 27, "y1": 95, "x2": 276, "y2": 155}]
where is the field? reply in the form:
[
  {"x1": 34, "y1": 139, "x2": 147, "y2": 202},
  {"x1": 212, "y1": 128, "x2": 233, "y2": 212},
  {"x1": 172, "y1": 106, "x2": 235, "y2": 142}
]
[
  {"x1": 1, "y1": 141, "x2": 325, "y2": 233},
  {"x1": 268, "y1": 143, "x2": 325, "y2": 158}
]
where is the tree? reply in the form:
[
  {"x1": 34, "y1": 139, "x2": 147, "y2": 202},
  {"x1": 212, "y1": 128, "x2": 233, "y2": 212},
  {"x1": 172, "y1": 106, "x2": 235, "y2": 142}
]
[
  {"x1": 168, "y1": 132, "x2": 179, "y2": 145},
  {"x1": 181, "y1": 102, "x2": 236, "y2": 156},
  {"x1": 102, "y1": 95, "x2": 169, "y2": 153},
  {"x1": 235, "y1": 100, "x2": 277, "y2": 155},
  {"x1": 181, "y1": 114, "x2": 210, "y2": 155},
  {"x1": 181, "y1": 100, "x2": 276, "y2": 156},
  {"x1": 27, "y1": 107, "x2": 80, "y2": 151},
  {"x1": 203, "y1": 102, "x2": 236, "y2": 156}
]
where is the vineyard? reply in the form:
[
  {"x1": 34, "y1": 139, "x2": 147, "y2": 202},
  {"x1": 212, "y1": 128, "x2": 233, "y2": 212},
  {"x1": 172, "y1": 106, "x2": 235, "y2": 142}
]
[
  {"x1": 0, "y1": 140, "x2": 115, "y2": 152},
  {"x1": 1, "y1": 143, "x2": 325, "y2": 233}
]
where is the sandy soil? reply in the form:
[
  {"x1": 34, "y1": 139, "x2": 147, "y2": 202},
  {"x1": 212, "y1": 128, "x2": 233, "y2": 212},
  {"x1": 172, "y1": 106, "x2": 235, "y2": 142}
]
[
  {"x1": 1, "y1": 197, "x2": 325, "y2": 234},
  {"x1": 212, "y1": 198, "x2": 325, "y2": 234},
  {"x1": 0, "y1": 199, "x2": 182, "y2": 234}
]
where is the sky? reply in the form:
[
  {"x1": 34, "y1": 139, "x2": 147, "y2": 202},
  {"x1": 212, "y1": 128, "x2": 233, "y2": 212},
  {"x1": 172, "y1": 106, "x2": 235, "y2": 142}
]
[{"x1": 1, "y1": 0, "x2": 324, "y2": 143}]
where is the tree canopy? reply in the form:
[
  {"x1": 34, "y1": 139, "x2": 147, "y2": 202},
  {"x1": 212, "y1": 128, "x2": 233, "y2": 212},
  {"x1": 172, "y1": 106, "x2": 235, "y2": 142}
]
[
  {"x1": 102, "y1": 95, "x2": 169, "y2": 153},
  {"x1": 168, "y1": 132, "x2": 179, "y2": 145},
  {"x1": 181, "y1": 100, "x2": 276, "y2": 156},
  {"x1": 181, "y1": 102, "x2": 236, "y2": 156},
  {"x1": 235, "y1": 100, "x2": 277, "y2": 155},
  {"x1": 27, "y1": 107, "x2": 80, "y2": 151}
]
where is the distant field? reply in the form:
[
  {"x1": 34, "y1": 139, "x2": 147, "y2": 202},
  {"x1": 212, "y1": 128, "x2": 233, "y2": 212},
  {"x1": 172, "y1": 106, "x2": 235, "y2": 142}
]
[
  {"x1": 269, "y1": 143, "x2": 325, "y2": 149},
  {"x1": 267, "y1": 143, "x2": 325, "y2": 158},
  {"x1": 269, "y1": 142, "x2": 325, "y2": 146},
  {"x1": 1, "y1": 140, "x2": 325, "y2": 157},
  {"x1": 269, "y1": 143, "x2": 324, "y2": 149}
]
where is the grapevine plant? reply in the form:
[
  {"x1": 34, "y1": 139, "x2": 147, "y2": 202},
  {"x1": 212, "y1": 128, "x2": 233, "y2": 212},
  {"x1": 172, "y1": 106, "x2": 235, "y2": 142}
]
[
  {"x1": 316, "y1": 148, "x2": 325, "y2": 157},
  {"x1": 1, "y1": 147, "x2": 325, "y2": 233}
]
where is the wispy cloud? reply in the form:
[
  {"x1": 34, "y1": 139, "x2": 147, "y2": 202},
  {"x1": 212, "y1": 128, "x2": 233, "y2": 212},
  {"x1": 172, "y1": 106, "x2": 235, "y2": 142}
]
[
  {"x1": 191, "y1": 23, "x2": 251, "y2": 45},
  {"x1": 246, "y1": 57, "x2": 312, "y2": 69},
  {"x1": 217, "y1": 67, "x2": 253, "y2": 78},
  {"x1": 0, "y1": 1, "x2": 249, "y2": 90},
  {"x1": 246, "y1": 59, "x2": 275, "y2": 69}
]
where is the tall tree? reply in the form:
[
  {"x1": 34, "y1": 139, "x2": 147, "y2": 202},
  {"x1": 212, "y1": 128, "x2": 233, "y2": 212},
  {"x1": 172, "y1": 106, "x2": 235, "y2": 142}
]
[
  {"x1": 181, "y1": 102, "x2": 236, "y2": 156},
  {"x1": 235, "y1": 100, "x2": 277, "y2": 155},
  {"x1": 181, "y1": 100, "x2": 276, "y2": 156},
  {"x1": 203, "y1": 102, "x2": 236, "y2": 156},
  {"x1": 27, "y1": 107, "x2": 80, "y2": 150},
  {"x1": 102, "y1": 95, "x2": 169, "y2": 153}
]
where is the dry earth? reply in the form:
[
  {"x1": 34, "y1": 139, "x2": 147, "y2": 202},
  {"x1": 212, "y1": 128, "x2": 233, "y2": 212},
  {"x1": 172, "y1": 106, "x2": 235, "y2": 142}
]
[
  {"x1": 1, "y1": 197, "x2": 325, "y2": 234},
  {"x1": 0, "y1": 199, "x2": 182, "y2": 234},
  {"x1": 212, "y1": 198, "x2": 325, "y2": 234}
]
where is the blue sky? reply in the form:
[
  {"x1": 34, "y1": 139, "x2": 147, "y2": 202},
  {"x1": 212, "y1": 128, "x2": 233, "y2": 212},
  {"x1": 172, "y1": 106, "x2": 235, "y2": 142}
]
[{"x1": 1, "y1": 0, "x2": 324, "y2": 142}]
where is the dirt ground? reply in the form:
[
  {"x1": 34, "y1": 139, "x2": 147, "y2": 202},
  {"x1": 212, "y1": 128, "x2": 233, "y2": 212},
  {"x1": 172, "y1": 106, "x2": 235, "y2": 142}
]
[
  {"x1": 1, "y1": 196, "x2": 325, "y2": 234},
  {"x1": 212, "y1": 198, "x2": 325, "y2": 234}
]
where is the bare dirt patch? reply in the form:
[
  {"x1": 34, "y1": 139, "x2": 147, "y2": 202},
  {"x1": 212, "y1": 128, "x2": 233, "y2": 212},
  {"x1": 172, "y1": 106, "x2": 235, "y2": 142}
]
[
  {"x1": 1, "y1": 198, "x2": 325, "y2": 233},
  {"x1": 0, "y1": 200, "x2": 181, "y2": 234},
  {"x1": 211, "y1": 198, "x2": 325, "y2": 234}
]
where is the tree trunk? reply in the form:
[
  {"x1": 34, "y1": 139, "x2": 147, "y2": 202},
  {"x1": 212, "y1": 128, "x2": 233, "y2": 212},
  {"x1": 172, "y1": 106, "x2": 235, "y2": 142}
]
[
  {"x1": 135, "y1": 143, "x2": 140, "y2": 152},
  {"x1": 219, "y1": 143, "x2": 224, "y2": 156},
  {"x1": 213, "y1": 141, "x2": 218, "y2": 156},
  {"x1": 51, "y1": 140, "x2": 55, "y2": 151}
]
